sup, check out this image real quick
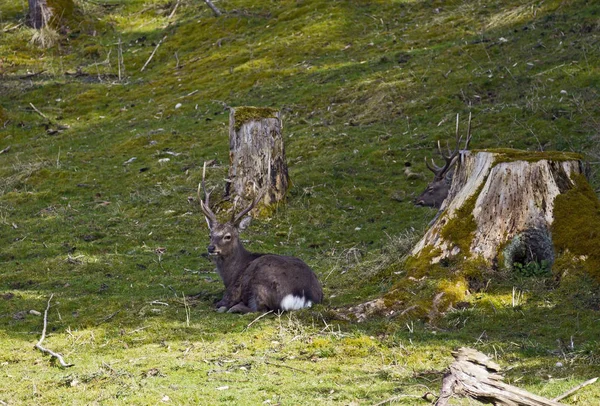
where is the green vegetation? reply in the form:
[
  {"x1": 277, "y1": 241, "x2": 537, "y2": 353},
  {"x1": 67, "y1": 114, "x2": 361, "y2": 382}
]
[
  {"x1": 553, "y1": 174, "x2": 600, "y2": 281},
  {"x1": 1, "y1": 0, "x2": 599, "y2": 404}
]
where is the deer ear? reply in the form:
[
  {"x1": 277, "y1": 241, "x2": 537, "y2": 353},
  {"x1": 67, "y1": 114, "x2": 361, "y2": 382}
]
[{"x1": 238, "y1": 216, "x2": 252, "y2": 231}]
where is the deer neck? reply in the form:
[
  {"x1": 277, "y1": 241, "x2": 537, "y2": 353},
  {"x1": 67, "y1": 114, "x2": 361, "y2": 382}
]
[{"x1": 214, "y1": 242, "x2": 254, "y2": 288}]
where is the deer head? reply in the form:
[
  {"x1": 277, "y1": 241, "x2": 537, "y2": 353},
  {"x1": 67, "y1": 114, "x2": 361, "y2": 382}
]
[
  {"x1": 198, "y1": 162, "x2": 264, "y2": 259},
  {"x1": 414, "y1": 113, "x2": 472, "y2": 208}
]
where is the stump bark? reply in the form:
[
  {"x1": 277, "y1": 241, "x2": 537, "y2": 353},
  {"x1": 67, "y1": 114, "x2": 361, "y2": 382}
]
[
  {"x1": 28, "y1": 0, "x2": 50, "y2": 29},
  {"x1": 411, "y1": 150, "x2": 585, "y2": 269},
  {"x1": 225, "y1": 106, "x2": 289, "y2": 210}
]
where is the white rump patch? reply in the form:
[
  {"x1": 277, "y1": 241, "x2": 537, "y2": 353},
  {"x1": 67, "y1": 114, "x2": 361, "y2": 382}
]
[{"x1": 280, "y1": 294, "x2": 312, "y2": 311}]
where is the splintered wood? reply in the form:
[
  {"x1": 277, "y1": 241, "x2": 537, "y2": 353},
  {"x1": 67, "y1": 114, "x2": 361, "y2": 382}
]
[{"x1": 436, "y1": 347, "x2": 566, "y2": 406}]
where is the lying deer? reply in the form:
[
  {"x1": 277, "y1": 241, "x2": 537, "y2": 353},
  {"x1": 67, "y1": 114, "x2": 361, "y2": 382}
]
[
  {"x1": 414, "y1": 113, "x2": 472, "y2": 208},
  {"x1": 198, "y1": 166, "x2": 323, "y2": 313}
]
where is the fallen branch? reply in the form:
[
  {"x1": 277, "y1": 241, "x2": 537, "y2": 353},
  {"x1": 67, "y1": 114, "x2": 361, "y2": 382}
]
[
  {"x1": 140, "y1": 35, "x2": 167, "y2": 72},
  {"x1": 553, "y1": 377, "x2": 598, "y2": 402},
  {"x1": 0, "y1": 146, "x2": 10, "y2": 154},
  {"x1": 34, "y1": 294, "x2": 74, "y2": 368},
  {"x1": 436, "y1": 347, "x2": 566, "y2": 406}
]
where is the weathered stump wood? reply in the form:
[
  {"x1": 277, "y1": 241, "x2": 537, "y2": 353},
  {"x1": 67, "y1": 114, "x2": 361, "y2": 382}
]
[
  {"x1": 226, "y1": 106, "x2": 289, "y2": 210},
  {"x1": 412, "y1": 150, "x2": 584, "y2": 267},
  {"x1": 436, "y1": 347, "x2": 567, "y2": 406},
  {"x1": 28, "y1": 0, "x2": 50, "y2": 29}
]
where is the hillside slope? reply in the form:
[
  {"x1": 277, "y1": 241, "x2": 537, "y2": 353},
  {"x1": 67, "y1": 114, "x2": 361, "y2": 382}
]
[{"x1": 0, "y1": 0, "x2": 599, "y2": 404}]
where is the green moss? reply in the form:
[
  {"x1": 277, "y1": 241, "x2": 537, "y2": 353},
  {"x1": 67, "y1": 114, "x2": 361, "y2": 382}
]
[
  {"x1": 552, "y1": 174, "x2": 600, "y2": 281},
  {"x1": 48, "y1": 0, "x2": 76, "y2": 27},
  {"x1": 483, "y1": 148, "x2": 584, "y2": 164},
  {"x1": 0, "y1": 106, "x2": 7, "y2": 125},
  {"x1": 82, "y1": 45, "x2": 103, "y2": 60},
  {"x1": 232, "y1": 106, "x2": 279, "y2": 131},
  {"x1": 440, "y1": 195, "x2": 478, "y2": 256}
]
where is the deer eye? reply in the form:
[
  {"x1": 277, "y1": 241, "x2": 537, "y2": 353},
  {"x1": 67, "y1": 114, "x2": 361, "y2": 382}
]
[{"x1": 223, "y1": 234, "x2": 232, "y2": 241}]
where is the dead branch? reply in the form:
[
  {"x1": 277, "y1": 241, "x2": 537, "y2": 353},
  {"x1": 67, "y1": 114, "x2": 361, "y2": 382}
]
[
  {"x1": 553, "y1": 377, "x2": 598, "y2": 402},
  {"x1": 204, "y1": 0, "x2": 222, "y2": 17},
  {"x1": 435, "y1": 347, "x2": 566, "y2": 406},
  {"x1": 34, "y1": 294, "x2": 74, "y2": 368},
  {"x1": 0, "y1": 146, "x2": 10, "y2": 154},
  {"x1": 29, "y1": 102, "x2": 51, "y2": 123},
  {"x1": 168, "y1": 0, "x2": 181, "y2": 19},
  {"x1": 140, "y1": 35, "x2": 167, "y2": 72}
]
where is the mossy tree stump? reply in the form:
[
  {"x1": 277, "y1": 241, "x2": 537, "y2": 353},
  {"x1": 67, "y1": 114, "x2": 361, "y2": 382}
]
[
  {"x1": 28, "y1": 0, "x2": 74, "y2": 29},
  {"x1": 412, "y1": 149, "x2": 594, "y2": 273},
  {"x1": 226, "y1": 106, "x2": 289, "y2": 211}
]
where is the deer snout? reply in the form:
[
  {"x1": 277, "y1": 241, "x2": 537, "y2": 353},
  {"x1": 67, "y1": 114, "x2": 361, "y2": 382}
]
[{"x1": 207, "y1": 245, "x2": 218, "y2": 255}]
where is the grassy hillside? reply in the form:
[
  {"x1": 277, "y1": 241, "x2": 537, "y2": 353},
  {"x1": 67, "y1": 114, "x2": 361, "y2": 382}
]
[{"x1": 1, "y1": 0, "x2": 599, "y2": 404}]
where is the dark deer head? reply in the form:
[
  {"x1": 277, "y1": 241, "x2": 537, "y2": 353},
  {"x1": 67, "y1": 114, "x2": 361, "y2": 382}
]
[
  {"x1": 414, "y1": 113, "x2": 472, "y2": 208},
  {"x1": 198, "y1": 162, "x2": 263, "y2": 260}
]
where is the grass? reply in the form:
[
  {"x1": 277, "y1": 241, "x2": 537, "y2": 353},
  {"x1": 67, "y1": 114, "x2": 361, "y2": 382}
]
[{"x1": 1, "y1": 0, "x2": 599, "y2": 404}]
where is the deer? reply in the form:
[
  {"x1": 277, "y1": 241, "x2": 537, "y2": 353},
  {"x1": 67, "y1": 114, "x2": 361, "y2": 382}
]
[
  {"x1": 414, "y1": 113, "x2": 473, "y2": 209},
  {"x1": 198, "y1": 164, "x2": 323, "y2": 314}
]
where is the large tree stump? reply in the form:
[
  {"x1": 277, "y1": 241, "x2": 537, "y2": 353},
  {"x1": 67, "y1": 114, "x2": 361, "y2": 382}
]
[
  {"x1": 411, "y1": 150, "x2": 587, "y2": 271},
  {"x1": 225, "y1": 106, "x2": 289, "y2": 210}
]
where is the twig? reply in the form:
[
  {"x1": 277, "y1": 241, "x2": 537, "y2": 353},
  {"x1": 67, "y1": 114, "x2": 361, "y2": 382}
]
[
  {"x1": 553, "y1": 377, "x2": 598, "y2": 402},
  {"x1": 34, "y1": 294, "x2": 74, "y2": 368},
  {"x1": 0, "y1": 146, "x2": 10, "y2": 154},
  {"x1": 182, "y1": 292, "x2": 190, "y2": 327},
  {"x1": 168, "y1": 0, "x2": 181, "y2": 19},
  {"x1": 264, "y1": 360, "x2": 306, "y2": 374},
  {"x1": 204, "y1": 0, "x2": 222, "y2": 17},
  {"x1": 97, "y1": 310, "x2": 120, "y2": 325},
  {"x1": 140, "y1": 35, "x2": 167, "y2": 72},
  {"x1": 29, "y1": 103, "x2": 51, "y2": 122},
  {"x1": 243, "y1": 310, "x2": 273, "y2": 331},
  {"x1": 117, "y1": 37, "x2": 124, "y2": 81}
]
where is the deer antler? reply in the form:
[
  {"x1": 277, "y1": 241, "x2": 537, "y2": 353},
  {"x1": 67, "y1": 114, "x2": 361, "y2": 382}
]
[
  {"x1": 425, "y1": 113, "x2": 472, "y2": 180},
  {"x1": 198, "y1": 161, "x2": 218, "y2": 229},
  {"x1": 232, "y1": 187, "x2": 266, "y2": 226}
]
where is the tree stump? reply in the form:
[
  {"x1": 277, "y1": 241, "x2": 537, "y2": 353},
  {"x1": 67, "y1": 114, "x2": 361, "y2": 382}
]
[
  {"x1": 28, "y1": 0, "x2": 50, "y2": 29},
  {"x1": 411, "y1": 149, "x2": 589, "y2": 271},
  {"x1": 226, "y1": 106, "x2": 289, "y2": 210}
]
